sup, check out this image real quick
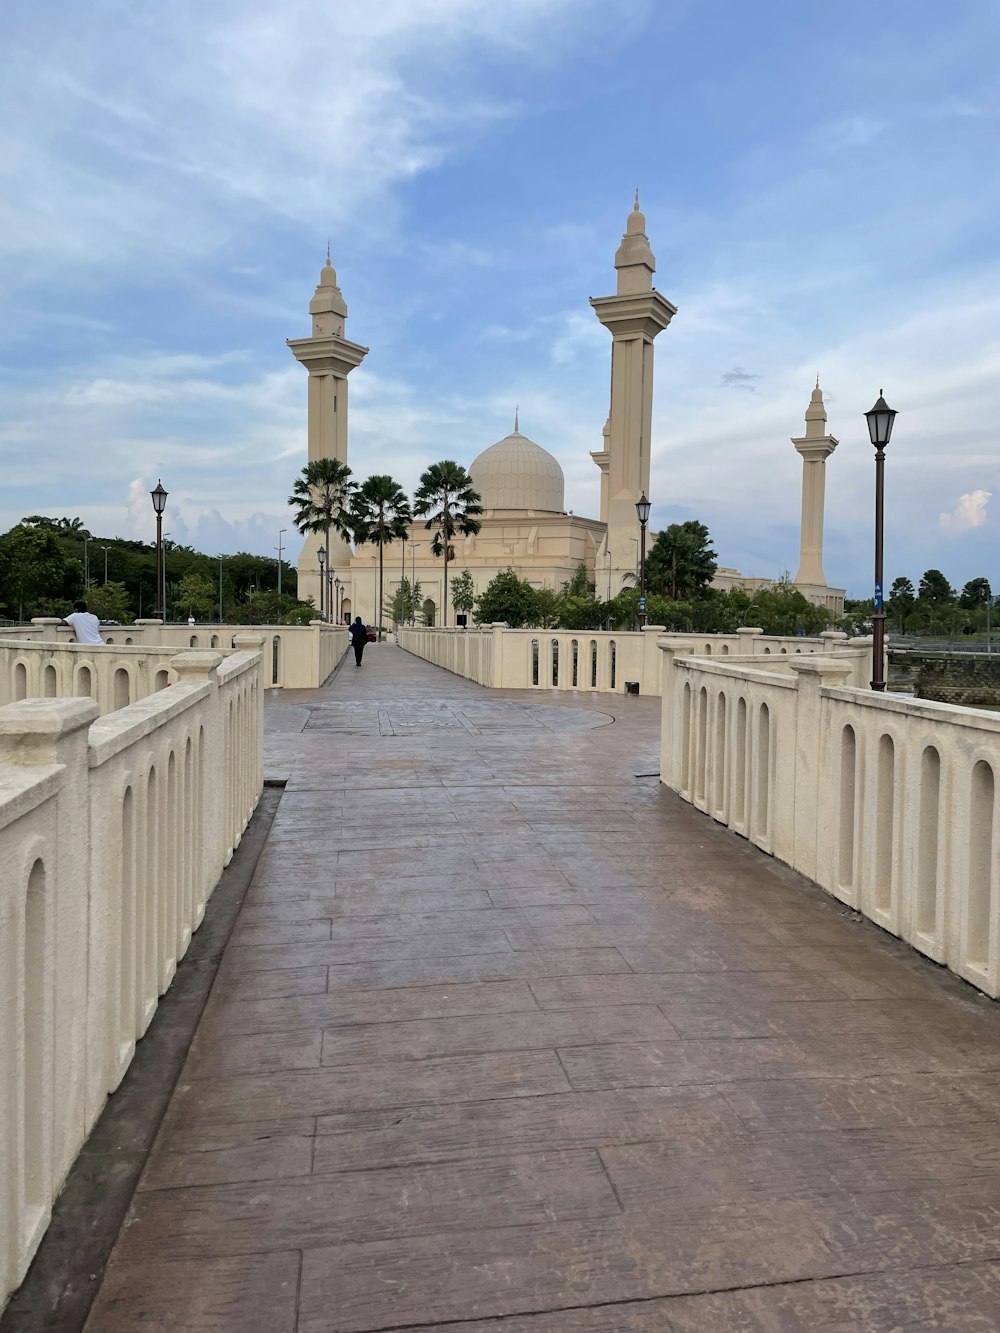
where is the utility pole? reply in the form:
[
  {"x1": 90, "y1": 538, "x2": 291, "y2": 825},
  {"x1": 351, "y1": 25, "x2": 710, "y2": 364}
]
[{"x1": 275, "y1": 529, "x2": 286, "y2": 597}]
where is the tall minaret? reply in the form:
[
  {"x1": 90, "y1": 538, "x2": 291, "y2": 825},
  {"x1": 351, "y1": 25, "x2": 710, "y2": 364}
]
[
  {"x1": 792, "y1": 380, "x2": 837, "y2": 587},
  {"x1": 287, "y1": 251, "x2": 368, "y2": 612},
  {"x1": 590, "y1": 194, "x2": 676, "y2": 587}
]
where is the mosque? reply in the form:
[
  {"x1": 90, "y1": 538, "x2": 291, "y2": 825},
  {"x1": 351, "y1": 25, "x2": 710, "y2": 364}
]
[{"x1": 289, "y1": 200, "x2": 845, "y2": 624}]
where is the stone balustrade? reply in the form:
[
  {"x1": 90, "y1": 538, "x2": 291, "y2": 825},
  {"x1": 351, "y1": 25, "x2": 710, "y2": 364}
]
[
  {"x1": 660, "y1": 647, "x2": 1000, "y2": 998},
  {"x1": 398, "y1": 624, "x2": 867, "y2": 695},
  {"x1": 0, "y1": 619, "x2": 347, "y2": 694},
  {"x1": 0, "y1": 645, "x2": 264, "y2": 1306}
]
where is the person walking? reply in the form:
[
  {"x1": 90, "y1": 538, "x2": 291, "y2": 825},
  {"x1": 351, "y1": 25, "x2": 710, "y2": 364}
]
[{"x1": 349, "y1": 616, "x2": 369, "y2": 667}]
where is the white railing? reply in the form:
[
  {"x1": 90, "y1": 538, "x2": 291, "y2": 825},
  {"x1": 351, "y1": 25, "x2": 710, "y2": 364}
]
[
  {"x1": 2, "y1": 619, "x2": 347, "y2": 690},
  {"x1": 660, "y1": 649, "x2": 1000, "y2": 998},
  {"x1": 398, "y1": 624, "x2": 866, "y2": 696},
  {"x1": 0, "y1": 645, "x2": 264, "y2": 1307}
]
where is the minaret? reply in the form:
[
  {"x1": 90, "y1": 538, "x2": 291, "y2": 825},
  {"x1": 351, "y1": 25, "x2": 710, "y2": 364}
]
[
  {"x1": 287, "y1": 251, "x2": 369, "y2": 614},
  {"x1": 792, "y1": 380, "x2": 838, "y2": 587},
  {"x1": 590, "y1": 194, "x2": 676, "y2": 587}
]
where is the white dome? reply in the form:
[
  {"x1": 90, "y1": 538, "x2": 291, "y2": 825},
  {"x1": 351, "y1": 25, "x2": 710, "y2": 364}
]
[{"x1": 469, "y1": 429, "x2": 565, "y2": 513}]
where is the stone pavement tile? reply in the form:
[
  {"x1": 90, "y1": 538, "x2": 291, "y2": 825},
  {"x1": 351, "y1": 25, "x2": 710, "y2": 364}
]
[
  {"x1": 314, "y1": 947, "x2": 632, "y2": 992},
  {"x1": 161, "y1": 1049, "x2": 571, "y2": 1125},
  {"x1": 84, "y1": 1251, "x2": 300, "y2": 1332},
  {"x1": 111, "y1": 1150, "x2": 621, "y2": 1264},
  {"x1": 314, "y1": 1085, "x2": 745, "y2": 1171},
  {"x1": 429, "y1": 1263, "x2": 1000, "y2": 1331},
  {"x1": 529, "y1": 970, "x2": 853, "y2": 1009},
  {"x1": 184, "y1": 1027, "x2": 322, "y2": 1079},
  {"x1": 154, "y1": 1113, "x2": 316, "y2": 1156},
  {"x1": 229, "y1": 917, "x2": 333, "y2": 945},
  {"x1": 212, "y1": 964, "x2": 328, "y2": 1001},
  {"x1": 662, "y1": 995, "x2": 1000, "y2": 1041},
  {"x1": 137, "y1": 1133, "x2": 315, "y2": 1191},
  {"x1": 722, "y1": 1070, "x2": 1000, "y2": 1133},
  {"x1": 319, "y1": 1004, "x2": 678, "y2": 1066},
  {"x1": 200, "y1": 979, "x2": 541, "y2": 1037},
  {"x1": 295, "y1": 1202, "x2": 837, "y2": 1332},
  {"x1": 220, "y1": 926, "x2": 515, "y2": 972},
  {"x1": 558, "y1": 1032, "x2": 957, "y2": 1091},
  {"x1": 315, "y1": 888, "x2": 496, "y2": 916}
]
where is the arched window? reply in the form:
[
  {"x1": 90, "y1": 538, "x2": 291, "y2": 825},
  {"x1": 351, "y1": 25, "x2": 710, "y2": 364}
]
[
  {"x1": 590, "y1": 640, "x2": 598, "y2": 688},
  {"x1": 43, "y1": 664, "x2": 57, "y2": 696},
  {"x1": 76, "y1": 665, "x2": 92, "y2": 697},
  {"x1": 551, "y1": 639, "x2": 560, "y2": 687},
  {"x1": 113, "y1": 667, "x2": 130, "y2": 711},
  {"x1": 967, "y1": 761, "x2": 996, "y2": 969},
  {"x1": 571, "y1": 639, "x2": 579, "y2": 688},
  {"x1": 154, "y1": 670, "x2": 170, "y2": 691},
  {"x1": 272, "y1": 635, "x2": 281, "y2": 686},
  {"x1": 609, "y1": 640, "x2": 617, "y2": 690},
  {"x1": 14, "y1": 661, "x2": 28, "y2": 699},
  {"x1": 531, "y1": 639, "x2": 539, "y2": 687},
  {"x1": 917, "y1": 747, "x2": 941, "y2": 935},
  {"x1": 24, "y1": 858, "x2": 49, "y2": 1214}
]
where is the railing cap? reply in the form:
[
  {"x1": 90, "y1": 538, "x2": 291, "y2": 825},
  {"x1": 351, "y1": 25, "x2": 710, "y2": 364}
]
[
  {"x1": 169, "y1": 650, "x2": 224, "y2": 682},
  {"x1": 0, "y1": 697, "x2": 99, "y2": 764},
  {"x1": 787, "y1": 656, "x2": 854, "y2": 686},
  {"x1": 737, "y1": 626, "x2": 764, "y2": 635}
]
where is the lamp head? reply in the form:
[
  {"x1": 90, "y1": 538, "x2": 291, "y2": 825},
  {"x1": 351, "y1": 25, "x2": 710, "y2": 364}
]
[
  {"x1": 317, "y1": 547, "x2": 326, "y2": 567},
  {"x1": 635, "y1": 493, "x2": 652, "y2": 525},
  {"x1": 864, "y1": 391, "x2": 897, "y2": 449},
  {"x1": 150, "y1": 480, "x2": 168, "y2": 515}
]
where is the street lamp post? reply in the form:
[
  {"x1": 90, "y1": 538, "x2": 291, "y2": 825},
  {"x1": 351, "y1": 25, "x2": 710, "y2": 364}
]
[
  {"x1": 101, "y1": 545, "x2": 110, "y2": 584},
  {"x1": 327, "y1": 570, "x2": 334, "y2": 625},
  {"x1": 83, "y1": 535, "x2": 91, "y2": 589},
  {"x1": 218, "y1": 556, "x2": 224, "y2": 623},
  {"x1": 864, "y1": 392, "x2": 897, "y2": 692},
  {"x1": 317, "y1": 545, "x2": 326, "y2": 621},
  {"x1": 635, "y1": 493, "x2": 651, "y2": 629},
  {"x1": 334, "y1": 576, "x2": 342, "y2": 624},
  {"x1": 276, "y1": 528, "x2": 286, "y2": 597},
  {"x1": 150, "y1": 480, "x2": 168, "y2": 619}
]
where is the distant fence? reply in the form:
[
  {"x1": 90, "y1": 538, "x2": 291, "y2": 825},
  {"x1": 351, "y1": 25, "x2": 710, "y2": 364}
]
[
  {"x1": 659, "y1": 648, "x2": 1000, "y2": 999},
  {"x1": 398, "y1": 625, "x2": 871, "y2": 696},
  {"x1": 0, "y1": 646, "x2": 264, "y2": 1307}
]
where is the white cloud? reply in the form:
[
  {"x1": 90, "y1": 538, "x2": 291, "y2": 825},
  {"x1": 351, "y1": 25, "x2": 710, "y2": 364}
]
[{"x1": 939, "y1": 489, "x2": 991, "y2": 536}]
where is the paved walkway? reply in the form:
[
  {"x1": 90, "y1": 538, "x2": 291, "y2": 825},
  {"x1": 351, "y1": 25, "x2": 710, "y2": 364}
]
[{"x1": 87, "y1": 644, "x2": 1000, "y2": 1331}]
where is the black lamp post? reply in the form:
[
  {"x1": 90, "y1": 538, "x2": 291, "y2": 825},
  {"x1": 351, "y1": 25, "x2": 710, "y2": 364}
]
[
  {"x1": 635, "y1": 493, "x2": 651, "y2": 628},
  {"x1": 150, "y1": 480, "x2": 168, "y2": 619},
  {"x1": 317, "y1": 545, "x2": 326, "y2": 621},
  {"x1": 334, "y1": 576, "x2": 342, "y2": 624},
  {"x1": 864, "y1": 392, "x2": 897, "y2": 692}
]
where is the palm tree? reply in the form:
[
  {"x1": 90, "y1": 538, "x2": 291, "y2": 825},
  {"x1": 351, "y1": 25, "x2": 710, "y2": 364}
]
[
  {"x1": 413, "y1": 461, "x2": 483, "y2": 627},
  {"x1": 351, "y1": 475, "x2": 411, "y2": 638},
  {"x1": 287, "y1": 458, "x2": 355, "y2": 619}
]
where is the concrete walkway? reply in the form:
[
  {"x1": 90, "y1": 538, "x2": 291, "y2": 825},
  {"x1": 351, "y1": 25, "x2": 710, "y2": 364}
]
[{"x1": 86, "y1": 643, "x2": 1000, "y2": 1331}]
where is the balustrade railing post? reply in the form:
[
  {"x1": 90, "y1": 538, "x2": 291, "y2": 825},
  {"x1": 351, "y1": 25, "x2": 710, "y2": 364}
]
[
  {"x1": 169, "y1": 651, "x2": 224, "y2": 899},
  {"x1": 0, "y1": 697, "x2": 98, "y2": 1233}
]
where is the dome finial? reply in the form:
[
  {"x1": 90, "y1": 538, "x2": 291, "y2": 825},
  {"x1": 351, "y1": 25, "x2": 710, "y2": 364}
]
[
  {"x1": 816, "y1": 372, "x2": 820, "y2": 389},
  {"x1": 634, "y1": 187, "x2": 640, "y2": 211},
  {"x1": 514, "y1": 404, "x2": 519, "y2": 433},
  {"x1": 326, "y1": 239, "x2": 331, "y2": 266}
]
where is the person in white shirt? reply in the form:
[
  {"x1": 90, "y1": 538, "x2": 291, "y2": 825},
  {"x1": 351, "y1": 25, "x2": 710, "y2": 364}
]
[{"x1": 62, "y1": 600, "x2": 105, "y2": 645}]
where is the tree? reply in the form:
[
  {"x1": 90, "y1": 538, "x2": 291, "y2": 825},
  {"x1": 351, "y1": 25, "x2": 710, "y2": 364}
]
[
  {"x1": 532, "y1": 587, "x2": 562, "y2": 628},
  {"x1": 413, "y1": 461, "x2": 482, "y2": 627},
  {"x1": 558, "y1": 564, "x2": 604, "y2": 630},
  {"x1": 240, "y1": 590, "x2": 315, "y2": 625},
  {"x1": 0, "y1": 523, "x2": 76, "y2": 620},
  {"x1": 646, "y1": 521, "x2": 717, "y2": 599},
  {"x1": 918, "y1": 569, "x2": 954, "y2": 605},
  {"x1": 748, "y1": 579, "x2": 832, "y2": 636},
  {"x1": 85, "y1": 581, "x2": 134, "y2": 624},
  {"x1": 175, "y1": 572, "x2": 216, "y2": 620},
  {"x1": 351, "y1": 474, "x2": 411, "y2": 637},
  {"x1": 888, "y1": 576, "x2": 916, "y2": 632},
  {"x1": 474, "y1": 568, "x2": 538, "y2": 627},
  {"x1": 451, "y1": 569, "x2": 475, "y2": 619},
  {"x1": 959, "y1": 577, "x2": 992, "y2": 609},
  {"x1": 391, "y1": 577, "x2": 421, "y2": 626},
  {"x1": 288, "y1": 458, "x2": 356, "y2": 618}
]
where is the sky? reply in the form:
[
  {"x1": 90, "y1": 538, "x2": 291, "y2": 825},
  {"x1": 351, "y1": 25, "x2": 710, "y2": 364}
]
[{"x1": 1, "y1": 0, "x2": 997, "y2": 597}]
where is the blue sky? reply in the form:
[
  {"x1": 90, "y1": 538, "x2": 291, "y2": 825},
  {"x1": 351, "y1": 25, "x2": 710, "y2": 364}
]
[{"x1": 1, "y1": 0, "x2": 997, "y2": 596}]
